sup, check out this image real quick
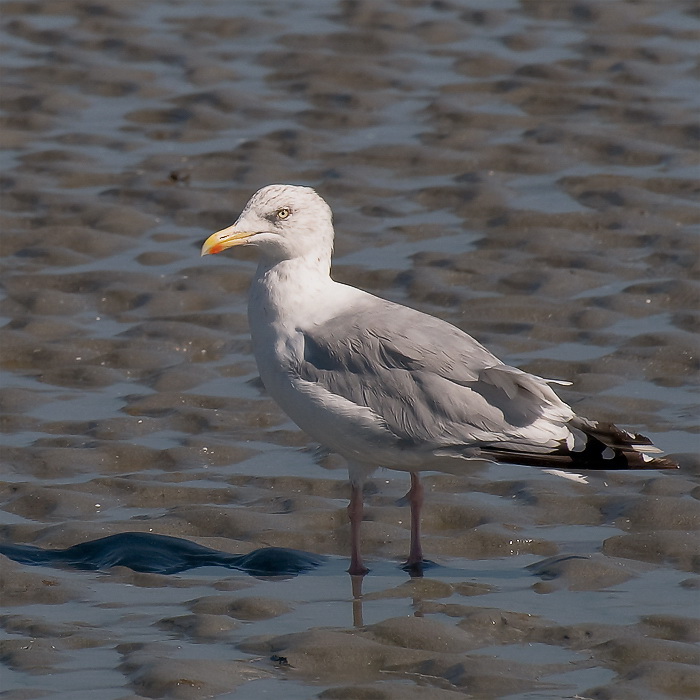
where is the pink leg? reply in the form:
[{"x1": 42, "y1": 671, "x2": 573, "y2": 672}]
[
  {"x1": 347, "y1": 482, "x2": 369, "y2": 576},
  {"x1": 405, "y1": 472, "x2": 424, "y2": 568}
]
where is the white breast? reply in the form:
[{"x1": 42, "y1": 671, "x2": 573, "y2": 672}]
[{"x1": 246, "y1": 260, "x2": 402, "y2": 463}]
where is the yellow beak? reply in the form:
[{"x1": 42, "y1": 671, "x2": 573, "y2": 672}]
[{"x1": 200, "y1": 226, "x2": 255, "y2": 256}]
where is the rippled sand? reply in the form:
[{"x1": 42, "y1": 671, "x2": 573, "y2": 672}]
[{"x1": 1, "y1": 1, "x2": 699, "y2": 698}]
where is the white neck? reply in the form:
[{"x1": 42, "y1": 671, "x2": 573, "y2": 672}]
[
  {"x1": 254, "y1": 255, "x2": 331, "y2": 315},
  {"x1": 247, "y1": 254, "x2": 366, "y2": 355},
  {"x1": 248, "y1": 257, "x2": 328, "y2": 356}
]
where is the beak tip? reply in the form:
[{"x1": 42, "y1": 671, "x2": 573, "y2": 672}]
[{"x1": 200, "y1": 228, "x2": 250, "y2": 258}]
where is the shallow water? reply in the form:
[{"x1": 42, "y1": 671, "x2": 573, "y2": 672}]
[{"x1": 1, "y1": 0, "x2": 699, "y2": 698}]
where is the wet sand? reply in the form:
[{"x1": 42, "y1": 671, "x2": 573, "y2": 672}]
[{"x1": 1, "y1": 0, "x2": 699, "y2": 698}]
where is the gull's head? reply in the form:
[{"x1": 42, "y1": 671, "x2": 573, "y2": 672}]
[{"x1": 201, "y1": 184, "x2": 334, "y2": 265}]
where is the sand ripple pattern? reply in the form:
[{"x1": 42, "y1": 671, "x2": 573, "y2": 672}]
[{"x1": 1, "y1": 1, "x2": 698, "y2": 698}]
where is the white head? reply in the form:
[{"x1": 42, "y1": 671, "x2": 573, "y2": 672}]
[{"x1": 201, "y1": 184, "x2": 334, "y2": 268}]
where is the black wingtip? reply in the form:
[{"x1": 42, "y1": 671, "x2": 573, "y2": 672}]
[
  {"x1": 570, "y1": 418, "x2": 679, "y2": 470},
  {"x1": 480, "y1": 418, "x2": 679, "y2": 471}
]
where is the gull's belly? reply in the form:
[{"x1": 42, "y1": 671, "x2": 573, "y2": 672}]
[
  {"x1": 246, "y1": 274, "x2": 424, "y2": 466},
  {"x1": 256, "y1": 350, "x2": 426, "y2": 468}
]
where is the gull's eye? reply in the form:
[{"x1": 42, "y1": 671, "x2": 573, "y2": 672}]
[{"x1": 276, "y1": 207, "x2": 291, "y2": 220}]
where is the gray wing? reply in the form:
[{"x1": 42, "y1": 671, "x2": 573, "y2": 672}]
[{"x1": 294, "y1": 299, "x2": 573, "y2": 452}]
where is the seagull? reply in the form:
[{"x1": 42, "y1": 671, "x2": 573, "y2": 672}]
[{"x1": 201, "y1": 184, "x2": 678, "y2": 576}]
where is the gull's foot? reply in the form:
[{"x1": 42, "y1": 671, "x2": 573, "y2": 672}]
[
  {"x1": 401, "y1": 559, "x2": 437, "y2": 577},
  {"x1": 347, "y1": 563, "x2": 369, "y2": 577}
]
